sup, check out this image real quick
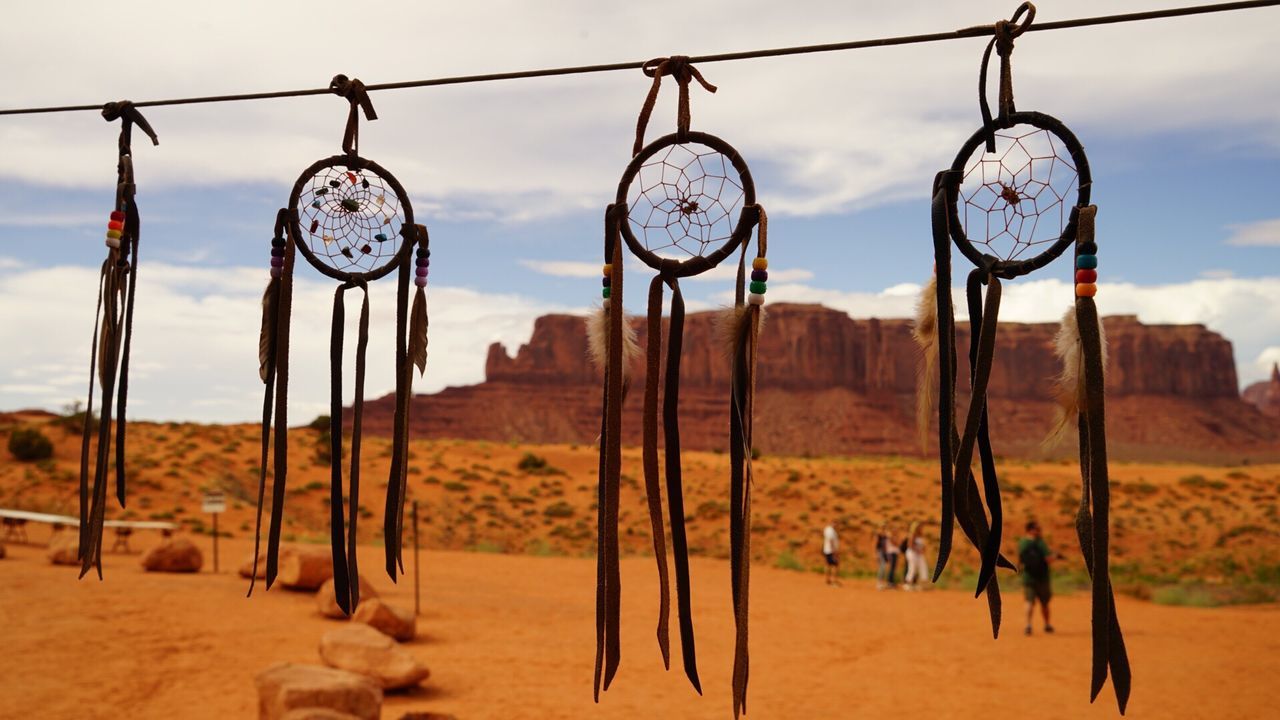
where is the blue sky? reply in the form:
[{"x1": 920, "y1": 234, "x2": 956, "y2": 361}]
[{"x1": 1, "y1": 0, "x2": 1277, "y2": 422}]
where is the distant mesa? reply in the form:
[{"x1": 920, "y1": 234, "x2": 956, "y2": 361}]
[
  {"x1": 356, "y1": 304, "x2": 1280, "y2": 462},
  {"x1": 1243, "y1": 363, "x2": 1280, "y2": 419}
]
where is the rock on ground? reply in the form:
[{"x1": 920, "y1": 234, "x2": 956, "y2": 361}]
[
  {"x1": 278, "y1": 547, "x2": 334, "y2": 591},
  {"x1": 316, "y1": 576, "x2": 379, "y2": 619},
  {"x1": 0, "y1": 542, "x2": 6, "y2": 559},
  {"x1": 280, "y1": 709, "x2": 363, "y2": 720},
  {"x1": 255, "y1": 662, "x2": 381, "y2": 720},
  {"x1": 319, "y1": 624, "x2": 430, "y2": 690},
  {"x1": 141, "y1": 538, "x2": 203, "y2": 573},
  {"x1": 47, "y1": 535, "x2": 80, "y2": 565},
  {"x1": 352, "y1": 598, "x2": 416, "y2": 642}
]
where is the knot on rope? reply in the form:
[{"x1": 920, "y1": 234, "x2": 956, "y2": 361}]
[
  {"x1": 101, "y1": 100, "x2": 159, "y2": 149},
  {"x1": 330, "y1": 74, "x2": 377, "y2": 156},
  {"x1": 633, "y1": 56, "x2": 717, "y2": 156},
  {"x1": 979, "y1": 2, "x2": 1036, "y2": 152}
]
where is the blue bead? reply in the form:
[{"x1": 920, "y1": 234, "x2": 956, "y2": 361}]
[
  {"x1": 374, "y1": 233, "x2": 388, "y2": 242},
  {"x1": 1077, "y1": 254, "x2": 1098, "y2": 270}
]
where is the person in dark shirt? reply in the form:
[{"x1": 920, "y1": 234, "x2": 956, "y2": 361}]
[{"x1": 1018, "y1": 520, "x2": 1056, "y2": 635}]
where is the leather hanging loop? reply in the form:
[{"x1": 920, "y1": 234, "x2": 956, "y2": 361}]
[
  {"x1": 102, "y1": 100, "x2": 160, "y2": 156},
  {"x1": 978, "y1": 2, "x2": 1036, "y2": 152},
  {"x1": 633, "y1": 55, "x2": 718, "y2": 155},
  {"x1": 329, "y1": 74, "x2": 378, "y2": 156}
]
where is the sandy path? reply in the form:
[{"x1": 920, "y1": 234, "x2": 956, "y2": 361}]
[{"x1": 1, "y1": 536, "x2": 1277, "y2": 719}]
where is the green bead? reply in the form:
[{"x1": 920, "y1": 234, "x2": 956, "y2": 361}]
[
  {"x1": 749, "y1": 281, "x2": 767, "y2": 294},
  {"x1": 602, "y1": 287, "x2": 611, "y2": 299}
]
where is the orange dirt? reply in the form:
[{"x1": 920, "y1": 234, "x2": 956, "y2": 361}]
[{"x1": 1, "y1": 536, "x2": 1278, "y2": 719}]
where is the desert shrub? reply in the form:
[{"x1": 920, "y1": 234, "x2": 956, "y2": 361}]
[
  {"x1": 444, "y1": 481, "x2": 470, "y2": 492},
  {"x1": 517, "y1": 452, "x2": 565, "y2": 476},
  {"x1": 309, "y1": 414, "x2": 331, "y2": 431},
  {"x1": 543, "y1": 501, "x2": 574, "y2": 518},
  {"x1": 8, "y1": 427, "x2": 53, "y2": 461},
  {"x1": 774, "y1": 551, "x2": 806, "y2": 572}
]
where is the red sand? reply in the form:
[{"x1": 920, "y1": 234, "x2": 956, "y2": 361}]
[{"x1": 2, "y1": 535, "x2": 1278, "y2": 719}]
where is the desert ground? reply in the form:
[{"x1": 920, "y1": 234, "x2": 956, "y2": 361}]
[
  {"x1": 1, "y1": 535, "x2": 1279, "y2": 719},
  {"x1": 2, "y1": 415, "x2": 1279, "y2": 718}
]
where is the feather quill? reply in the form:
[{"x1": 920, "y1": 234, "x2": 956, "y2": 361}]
[
  {"x1": 408, "y1": 288, "x2": 428, "y2": 375},
  {"x1": 912, "y1": 275, "x2": 939, "y2": 452},
  {"x1": 1044, "y1": 306, "x2": 1108, "y2": 448},
  {"x1": 259, "y1": 278, "x2": 279, "y2": 383}
]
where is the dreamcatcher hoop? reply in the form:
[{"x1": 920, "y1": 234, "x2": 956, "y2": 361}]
[
  {"x1": 288, "y1": 154, "x2": 414, "y2": 283},
  {"x1": 616, "y1": 130, "x2": 757, "y2": 277},
  {"x1": 945, "y1": 111, "x2": 1091, "y2": 279}
]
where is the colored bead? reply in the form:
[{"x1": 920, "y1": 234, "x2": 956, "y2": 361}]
[
  {"x1": 329, "y1": 180, "x2": 340, "y2": 188},
  {"x1": 602, "y1": 276, "x2": 611, "y2": 288},
  {"x1": 752, "y1": 257, "x2": 768, "y2": 271},
  {"x1": 374, "y1": 233, "x2": 388, "y2": 242},
  {"x1": 416, "y1": 247, "x2": 430, "y2": 259},
  {"x1": 416, "y1": 267, "x2": 428, "y2": 277},
  {"x1": 105, "y1": 236, "x2": 121, "y2": 249},
  {"x1": 310, "y1": 220, "x2": 319, "y2": 234},
  {"x1": 1079, "y1": 242, "x2": 1098, "y2": 255},
  {"x1": 272, "y1": 237, "x2": 286, "y2": 248},
  {"x1": 416, "y1": 257, "x2": 429, "y2": 268},
  {"x1": 748, "y1": 292, "x2": 765, "y2": 306},
  {"x1": 110, "y1": 210, "x2": 125, "y2": 222},
  {"x1": 1076, "y1": 254, "x2": 1098, "y2": 270},
  {"x1": 107, "y1": 220, "x2": 124, "y2": 231},
  {"x1": 602, "y1": 287, "x2": 611, "y2": 299},
  {"x1": 271, "y1": 248, "x2": 284, "y2": 258},
  {"x1": 1076, "y1": 283, "x2": 1097, "y2": 298},
  {"x1": 414, "y1": 277, "x2": 427, "y2": 288},
  {"x1": 751, "y1": 269, "x2": 768, "y2": 282},
  {"x1": 602, "y1": 264, "x2": 612, "y2": 276},
  {"x1": 361, "y1": 179, "x2": 370, "y2": 189},
  {"x1": 270, "y1": 257, "x2": 283, "y2": 268},
  {"x1": 106, "y1": 229, "x2": 122, "y2": 240},
  {"x1": 360, "y1": 244, "x2": 372, "y2": 254},
  {"x1": 1076, "y1": 269, "x2": 1097, "y2": 284},
  {"x1": 603, "y1": 298, "x2": 611, "y2": 311},
  {"x1": 316, "y1": 188, "x2": 328, "y2": 196},
  {"x1": 312, "y1": 200, "x2": 322, "y2": 209},
  {"x1": 341, "y1": 198, "x2": 360, "y2": 212},
  {"x1": 749, "y1": 281, "x2": 767, "y2": 294},
  {"x1": 347, "y1": 171, "x2": 358, "y2": 184},
  {"x1": 270, "y1": 267, "x2": 283, "y2": 279}
]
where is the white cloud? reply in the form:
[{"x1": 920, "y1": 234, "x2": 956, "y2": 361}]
[
  {"x1": 1225, "y1": 218, "x2": 1280, "y2": 247},
  {"x1": 0, "y1": 1, "x2": 1276, "y2": 219},
  {"x1": 0, "y1": 262, "x2": 565, "y2": 423},
  {"x1": 518, "y1": 260, "x2": 602, "y2": 279},
  {"x1": 520, "y1": 257, "x2": 813, "y2": 284}
]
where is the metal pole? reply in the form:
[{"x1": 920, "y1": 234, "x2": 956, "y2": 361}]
[
  {"x1": 412, "y1": 500, "x2": 421, "y2": 617},
  {"x1": 212, "y1": 512, "x2": 219, "y2": 573}
]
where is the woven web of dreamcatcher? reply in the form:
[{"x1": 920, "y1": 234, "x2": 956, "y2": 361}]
[
  {"x1": 627, "y1": 144, "x2": 745, "y2": 260},
  {"x1": 959, "y1": 126, "x2": 1079, "y2": 262},
  {"x1": 297, "y1": 165, "x2": 405, "y2": 275}
]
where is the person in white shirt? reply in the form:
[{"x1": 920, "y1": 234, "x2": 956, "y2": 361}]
[
  {"x1": 903, "y1": 521, "x2": 929, "y2": 590},
  {"x1": 822, "y1": 521, "x2": 841, "y2": 586}
]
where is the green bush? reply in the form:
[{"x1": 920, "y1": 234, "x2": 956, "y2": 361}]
[
  {"x1": 8, "y1": 427, "x2": 53, "y2": 461},
  {"x1": 543, "y1": 501, "x2": 574, "y2": 518}
]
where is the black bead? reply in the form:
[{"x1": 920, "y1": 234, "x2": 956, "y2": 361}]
[
  {"x1": 416, "y1": 247, "x2": 431, "y2": 258},
  {"x1": 1079, "y1": 241, "x2": 1098, "y2": 255},
  {"x1": 271, "y1": 237, "x2": 286, "y2": 248}
]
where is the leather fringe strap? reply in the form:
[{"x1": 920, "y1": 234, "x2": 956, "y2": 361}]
[
  {"x1": 978, "y1": 2, "x2": 1036, "y2": 152},
  {"x1": 1072, "y1": 205, "x2": 1131, "y2": 713},
  {"x1": 641, "y1": 274, "x2": 673, "y2": 669},
  {"x1": 327, "y1": 280, "x2": 371, "y2": 615},
  {"x1": 386, "y1": 223, "x2": 427, "y2": 579},
  {"x1": 249, "y1": 210, "x2": 289, "y2": 594},
  {"x1": 265, "y1": 217, "x2": 296, "y2": 587},
  {"x1": 929, "y1": 171, "x2": 960, "y2": 582},
  {"x1": 594, "y1": 204, "x2": 626, "y2": 701}
]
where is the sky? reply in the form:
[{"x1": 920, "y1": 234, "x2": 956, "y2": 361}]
[{"x1": 0, "y1": 0, "x2": 1277, "y2": 423}]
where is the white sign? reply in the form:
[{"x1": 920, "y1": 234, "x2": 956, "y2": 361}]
[{"x1": 202, "y1": 492, "x2": 227, "y2": 514}]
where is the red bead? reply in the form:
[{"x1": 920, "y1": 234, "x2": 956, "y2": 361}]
[
  {"x1": 110, "y1": 210, "x2": 125, "y2": 222},
  {"x1": 1076, "y1": 269, "x2": 1097, "y2": 284},
  {"x1": 107, "y1": 220, "x2": 124, "y2": 231}
]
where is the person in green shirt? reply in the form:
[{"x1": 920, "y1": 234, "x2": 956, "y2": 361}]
[{"x1": 1018, "y1": 520, "x2": 1056, "y2": 636}]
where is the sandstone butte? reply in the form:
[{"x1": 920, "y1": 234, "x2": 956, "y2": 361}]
[{"x1": 358, "y1": 303, "x2": 1280, "y2": 462}]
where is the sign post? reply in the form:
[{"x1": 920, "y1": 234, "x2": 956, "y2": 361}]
[{"x1": 202, "y1": 491, "x2": 227, "y2": 573}]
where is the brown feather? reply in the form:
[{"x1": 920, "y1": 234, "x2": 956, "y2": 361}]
[
  {"x1": 408, "y1": 288, "x2": 428, "y2": 375},
  {"x1": 259, "y1": 278, "x2": 279, "y2": 383},
  {"x1": 1044, "y1": 305, "x2": 1109, "y2": 448},
  {"x1": 912, "y1": 275, "x2": 939, "y2": 452},
  {"x1": 586, "y1": 305, "x2": 640, "y2": 378}
]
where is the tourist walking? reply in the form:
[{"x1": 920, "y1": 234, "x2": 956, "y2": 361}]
[
  {"x1": 822, "y1": 520, "x2": 841, "y2": 586},
  {"x1": 1019, "y1": 520, "x2": 1056, "y2": 635}
]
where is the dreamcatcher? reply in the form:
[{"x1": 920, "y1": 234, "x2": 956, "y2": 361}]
[
  {"x1": 914, "y1": 4, "x2": 1130, "y2": 711},
  {"x1": 77, "y1": 102, "x2": 158, "y2": 579},
  {"x1": 592, "y1": 57, "x2": 767, "y2": 718},
  {"x1": 250, "y1": 75, "x2": 430, "y2": 615}
]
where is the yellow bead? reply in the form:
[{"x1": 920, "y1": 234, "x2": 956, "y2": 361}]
[
  {"x1": 106, "y1": 229, "x2": 122, "y2": 240},
  {"x1": 752, "y1": 257, "x2": 768, "y2": 271},
  {"x1": 602, "y1": 264, "x2": 612, "y2": 276}
]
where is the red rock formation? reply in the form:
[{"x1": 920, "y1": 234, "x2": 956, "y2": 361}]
[
  {"x1": 357, "y1": 304, "x2": 1280, "y2": 461},
  {"x1": 1243, "y1": 363, "x2": 1280, "y2": 419}
]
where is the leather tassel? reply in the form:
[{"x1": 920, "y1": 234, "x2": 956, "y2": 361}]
[
  {"x1": 265, "y1": 221, "x2": 296, "y2": 588},
  {"x1": 259, "y1": 279, "x2": 280, "y2": 383},
  {"x1": 929, "y1": 171, "x2": 959, "y2": 582},
  {"x1": 248, "y1": 270, "x2": 281, "y2": 595},
  {"x1": 641, "y1": 275, "x2": 672, "y2": 669},
  {"x1": 913, "y1": 274, "x2": 939, "y2": 452},
  {"x1": 728, "y1": 297, "x2": 760, "y2": 719},
  {"x1": 385, "y1": 246, "x2": 412, "y2": 580}
]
